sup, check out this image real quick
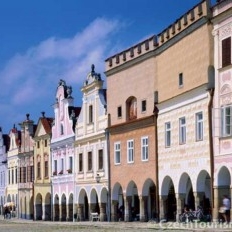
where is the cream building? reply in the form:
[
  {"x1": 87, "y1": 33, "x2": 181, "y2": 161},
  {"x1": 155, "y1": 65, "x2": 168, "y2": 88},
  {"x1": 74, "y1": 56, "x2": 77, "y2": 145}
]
[
  {"x1": 75, "y1": 65, "x2": 108, "y2": 221},
  {"x1": 34, "y1": 112, "x2": 53, "y2": 220},
  {"x1": 156, "y1": 0, "x2": 214, "y2": 221}
]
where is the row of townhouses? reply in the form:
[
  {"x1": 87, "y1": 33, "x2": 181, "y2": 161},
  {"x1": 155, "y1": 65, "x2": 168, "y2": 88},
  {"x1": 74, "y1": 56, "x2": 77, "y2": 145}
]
[{"x1": 0, "y1": 0, "x2": 232, "y2": 223}]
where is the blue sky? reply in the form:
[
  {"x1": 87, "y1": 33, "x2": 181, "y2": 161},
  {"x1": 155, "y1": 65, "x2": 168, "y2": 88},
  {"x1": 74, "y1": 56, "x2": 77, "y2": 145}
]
[{"x1": 0, "y1": 0, "x2": 216, "y2": 134}]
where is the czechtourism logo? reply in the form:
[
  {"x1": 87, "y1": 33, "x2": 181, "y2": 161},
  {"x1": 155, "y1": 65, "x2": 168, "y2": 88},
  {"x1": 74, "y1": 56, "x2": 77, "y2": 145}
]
[{"x1": 148, "y1": 220, "x2": 232, "y2": 230}]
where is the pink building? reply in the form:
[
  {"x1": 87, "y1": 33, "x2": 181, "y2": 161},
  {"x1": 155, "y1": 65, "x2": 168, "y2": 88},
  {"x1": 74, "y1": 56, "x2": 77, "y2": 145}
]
[
  {"x1": 212, "y1": 0, "x2": 232, "y2": 222},
  {"x1": 51, "y1": 80, "x2": 80, "y2": 221}
]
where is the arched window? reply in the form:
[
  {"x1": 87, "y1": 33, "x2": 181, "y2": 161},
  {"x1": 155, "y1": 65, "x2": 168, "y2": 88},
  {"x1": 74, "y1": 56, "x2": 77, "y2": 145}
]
[{"x1": 126, "y1": 96, "x2": 137, "y2": 120}]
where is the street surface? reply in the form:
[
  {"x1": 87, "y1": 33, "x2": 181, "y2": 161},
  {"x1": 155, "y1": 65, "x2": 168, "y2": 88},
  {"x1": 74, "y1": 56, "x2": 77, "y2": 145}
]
[{"x1": 1, "y1": 217, "x2": 232, "y2": 232}]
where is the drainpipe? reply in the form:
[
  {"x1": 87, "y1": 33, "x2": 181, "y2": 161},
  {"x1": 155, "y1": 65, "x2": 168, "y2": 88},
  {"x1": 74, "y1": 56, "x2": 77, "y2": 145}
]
[
  {"x1": 207, "y1": 88, "x2": 214, "y2": 210},
  {"x1": 106, "y1": 113, "x2": 111, "y2": 222},
  {"x1": 154, "y1": 104, "x2": 159, "y2": 222}
]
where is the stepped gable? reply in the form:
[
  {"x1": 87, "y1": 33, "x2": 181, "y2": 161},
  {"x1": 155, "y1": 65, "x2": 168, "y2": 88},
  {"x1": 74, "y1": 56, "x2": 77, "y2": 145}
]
[{"x1": 105, "y1": 0, "x2": 211, "y2": 71}]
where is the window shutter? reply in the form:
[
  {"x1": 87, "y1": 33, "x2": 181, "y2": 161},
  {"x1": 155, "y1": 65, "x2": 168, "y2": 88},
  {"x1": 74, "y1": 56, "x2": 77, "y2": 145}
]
[{"x1": 222, "y1": 37, "x2": 231, "y2": 67}]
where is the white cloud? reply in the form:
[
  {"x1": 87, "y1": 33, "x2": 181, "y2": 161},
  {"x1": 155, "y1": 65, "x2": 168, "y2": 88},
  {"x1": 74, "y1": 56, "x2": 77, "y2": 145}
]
[{"x1": 0, "y1": 17, "x2": 123, "y2": 132}]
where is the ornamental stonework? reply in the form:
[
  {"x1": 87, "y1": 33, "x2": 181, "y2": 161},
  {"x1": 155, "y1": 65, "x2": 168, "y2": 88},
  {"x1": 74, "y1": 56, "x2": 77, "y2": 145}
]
[{"x1": 219, "y1": 23, "x2": 232, "y2": 39}]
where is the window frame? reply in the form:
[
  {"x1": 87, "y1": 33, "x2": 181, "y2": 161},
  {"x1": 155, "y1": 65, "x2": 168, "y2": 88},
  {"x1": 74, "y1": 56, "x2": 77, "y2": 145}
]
[
  {"x1": 141, "y1": 136, "x2": 149, "y2": 161},
  {"x1": 127, "y1": 140, "x2": 134, "y2": 163},
  {"x1": 195, "y1": 111, "x2": 203, "y2": 141},
  {"x1": 114, "y1": 142, "x2": 121, "y2": 165},
  {"x1": 179, "y1": 117, "x2": 186, "y2": 144},
  {"x1": 165, "y1": 122, "x2": 171, "y2": 147},
  {"x1": 221, "y1": 105, "x2": 232, "y2": 137}
]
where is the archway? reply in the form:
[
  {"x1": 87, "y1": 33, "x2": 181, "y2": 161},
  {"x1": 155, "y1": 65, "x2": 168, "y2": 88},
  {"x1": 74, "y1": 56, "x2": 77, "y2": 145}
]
[
  {"x1": 35, "y1": 193, "x2": 42, "y2": 220},
  {"x1": 54, "y1": 194, "x2": 59, "y2": 221},
  {"x1": 68, "y1": 193, "x2": 73, "y2": 221},
  {"x1": 161, "y1": 176, "x2": 176, "y2": 221},
  {"x1": 112, "y1": 183, "x2": 124, "y2": 221},
  {"x1": 61, "y1": 194, "x2": 66, "y2": 221},
  {"x1": 78, "y1": 189, "x2": 89, "y2": 221},
  {"x1": 44, "y1": 193, "x2": 51, "y2": 220}
]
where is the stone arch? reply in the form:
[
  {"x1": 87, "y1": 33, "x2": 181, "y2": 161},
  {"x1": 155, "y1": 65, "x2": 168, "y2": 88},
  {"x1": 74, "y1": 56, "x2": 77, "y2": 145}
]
[
  {"x1": 44, "y1": 192, "x2": 51, "y2": 220},
  {"x1": 54, "y1": 194, "x2": 59, "y2": 221},
  {"x1": 67, "y1": 193, "x2": 73, "y2": 221},
  {"x1": 61, "y1": 193, "x2": 67, "y2": 221},
  {"x1": 78, "y1": 188, "x2": 89, "y2": 221},
  {"x1": 35, "y1": 193, "x2": 42, "y2": 220}
]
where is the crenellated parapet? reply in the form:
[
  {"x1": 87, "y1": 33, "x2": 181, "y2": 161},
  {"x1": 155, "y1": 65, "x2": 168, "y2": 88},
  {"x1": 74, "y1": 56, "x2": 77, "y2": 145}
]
[{"x1": 105, "y1": 0, "x2": 211, "y2": 72}]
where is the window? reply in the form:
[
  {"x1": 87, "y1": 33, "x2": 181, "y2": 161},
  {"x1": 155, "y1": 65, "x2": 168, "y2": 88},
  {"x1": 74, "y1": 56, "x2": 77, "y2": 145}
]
[
  {"x1": 20, "y1": 167, "x2": 26, "y2": 183},
  {"x1": 141, "y1": 137, "x2": 148, "y2": 161},
  {"x1": 222, "y1": 37, "x2": 231, "y2": 68},
  {"x1": 37, "y1": 162, "x2": 41, "y2": 179},
  {"x1": 44, "y1": 161, "x2": 48, "y2": 177},
  {"x1": 88, "y1": 151, "x2": 92, "y2": 171},
  {"x1": 141, "y1": 100, "x2": 147, "y2": 112},
  {"x1": 127, "y1": 97, "x2": 137, "y2": 120},
  {"x1": 54, "y1": 160, "x2": 57, "y2": 175},
  {"x1": 44, "y1": 139, "x2": 47, "y2": 147},
  {"x1": 79, "y1": 153, "x2": 83, "y2": 172},
  {"x1": 60, "y1": 158, "x2": 64, "y2": 173},
  {"x1": 179, "y1": 117, "x2": 186, "y2": 144},
  {"x1": 89, "y1": 105, "x2": 93, "y2": 123},
  {"x1": 117, "y1": 106, "x2": 122, "y2": 118},
  {"x1": 179, "y1": 73, "x2": 183, "y2": 87},
  {"x1": 12, "y1": 169, "x2": 14, "y2": 184},
  {"x1": 60, "y1": 124, "x2": 64, "y2": 135},
  {"x1": 196, "y1": 112, "x2": 203, "y2": 141},
  {"x1": 98, "y1": 149, "x2": 103, "y2": 170},
  {"x1": 127, "y1": 140, "x2": 134, "y2": 163},
  {"x1": 8, "y1": 169, "x2": 10, "y2": 184},
  {"x1": 37, "y1": 141, "x2": 40, "y2": 149},
  {"x1": 27, "y1": 166, "x2": 34, "y2": 182},
  {"x1": 15, "y1": 168, "x2": 17, "y2": 184},
  {"x1": 114, "y1": 142, "x2": 121, "y2": 164},
  {"x1": 221, "y1": 105, "x2": 232, "y2": 137},
  {"x1": 69, "y1": 157, "x2": 73, "y2": 172},
  {"x1": 165, "y1": 122, "x2": 171, "y2": 147}
]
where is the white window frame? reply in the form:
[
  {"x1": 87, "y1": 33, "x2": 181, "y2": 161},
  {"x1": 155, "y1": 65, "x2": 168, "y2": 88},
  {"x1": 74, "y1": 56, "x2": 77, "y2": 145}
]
[
  {"x1": 179, "y1": 117, "x2": 186, "y2": 144},
  {"x1": 196, "y1": 112, "x2": 203, "y2": 141},
  {"x1": 127, "y1": 140, "x2": 134, "y2": 163},
  {"x1": 221, "y1": 105, "x2": 232, "y2": 137},
  {"x1": 141, "y1": 136, "x2": 148, "y2": 161},
  {"x1": 114, "y1": 142, "x2": 121, "y2": 165},
  {"x1": 165, "y1": 122, "x2": 171, "y2": 147}
]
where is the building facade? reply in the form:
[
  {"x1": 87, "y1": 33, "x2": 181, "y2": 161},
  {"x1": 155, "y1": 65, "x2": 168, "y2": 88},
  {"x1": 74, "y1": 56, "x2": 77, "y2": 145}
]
[
  {"x1": 34, "y1": 112, "x2": 53, "y2": 220},
  {"x1": 0, "y1": 127, "x2": 9, "y2": 214},
  {"x1": 51, "y1": 79, "x2": 80, "y2": 221},
  {"x1": 18, "y1": 114, "x2": 36, "y2": 219},
  {"x1": 6, "y1": 125, "x2": 20, "y2": 217},
  {"x1": 105, "y1": 33, "x2": 158, "y2": 221},
  {"x1": 212, "y1": 0, "x2": 232, "y2": 221},
  {"x1": 75, "y1": 65, "x2": 108, "y2": 221}
]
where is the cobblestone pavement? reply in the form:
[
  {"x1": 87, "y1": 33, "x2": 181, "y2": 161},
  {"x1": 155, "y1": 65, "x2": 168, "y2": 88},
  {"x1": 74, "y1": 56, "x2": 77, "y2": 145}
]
[{"x1": 1, "y1": 217, "x2": 232, "y2": 232}]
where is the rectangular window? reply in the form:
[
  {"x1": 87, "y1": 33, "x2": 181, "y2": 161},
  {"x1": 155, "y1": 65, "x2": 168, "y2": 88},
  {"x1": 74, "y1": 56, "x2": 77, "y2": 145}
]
[
  {"x1": 179, "y1": 73, "x2": 183, "y2": 87},
  {"x1": 89, "y1": 105, "x2": 93, "y2": 123},
  {"x1": 37, "y1": 162, "x2": 41, "y2": 179},
  {"x1": 27, "y1": 166, "x2": 33, "y2": 182},
  {"x1": 37, "y1": 141, "x2": 40, "y2": 149},
  {"x1": 44, "y1": 161, "x2": 48, "y2": 177},
  {"x1": 165, "y1": 122, "x2": 171, "y2": 147},
  {"x1": 179, "y1": 117, "x2": 186, "y2": 144},
  {"x1": 61, "y1": 158, "x2": 64, "y2": 173},
  {"x1": 53, "y1": 160, "x2": 57, "y2": 175},
  {"x1": 44, "y1": 139, "x2": 47, "y2": 147},
  {"x1": 221, "y1": 105, "x2": 232, "y2": 137},
  {"x1": 15, "y1": 168, "x2": 17, "y2": 184},
  {"x1": 127, "y1": 140, "x2": 134, "y2": 163},
  {"x1": 196, "y1": 112, "x2": 203, "y2": 141},
  {"x1": 117, "y1": 106, "x2": 122, "y2": 118},
  {"x1": 114, "y1": 142, "x2": 121, "y2": 164},
  {"x1": 141, "y1": 100, "x2": 147, "y2": 112},
  {"x1": 141, "y1": 137, "x2": 148, "y2": 161},
  {"x1": 222, "y1": 37, "x2": 231, "y2": 68},
  {"x1": 8, "y1": 169, "x2": 10, "y2": 185},
  {"x1": 79, "y1": 153, "x2": 83, "y2": 172},
  {"x1": 98, "y1": 149, "x2": 103, "y2": 170},
  {"x1": 69, "y1": 156, "x2": 73, "y2": 172},
  {"x1": 88, "y1": 151, "x2": 92, "y2": 171}
]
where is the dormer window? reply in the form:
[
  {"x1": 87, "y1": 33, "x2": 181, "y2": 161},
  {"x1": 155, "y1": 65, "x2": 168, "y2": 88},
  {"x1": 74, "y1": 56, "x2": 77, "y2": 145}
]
[
  {"x1": 126, "y1": 96, "x2": 137, "y2": 121},
  {"x1": 89, "y1": 105, "x2": 93, "y2": 123}
]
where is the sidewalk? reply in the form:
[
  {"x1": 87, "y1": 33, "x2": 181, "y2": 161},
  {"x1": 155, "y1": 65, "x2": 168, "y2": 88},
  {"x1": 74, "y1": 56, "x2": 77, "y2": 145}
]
[{"x1": 2, "y1": 217, "x2": 232, "y2": 231}]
